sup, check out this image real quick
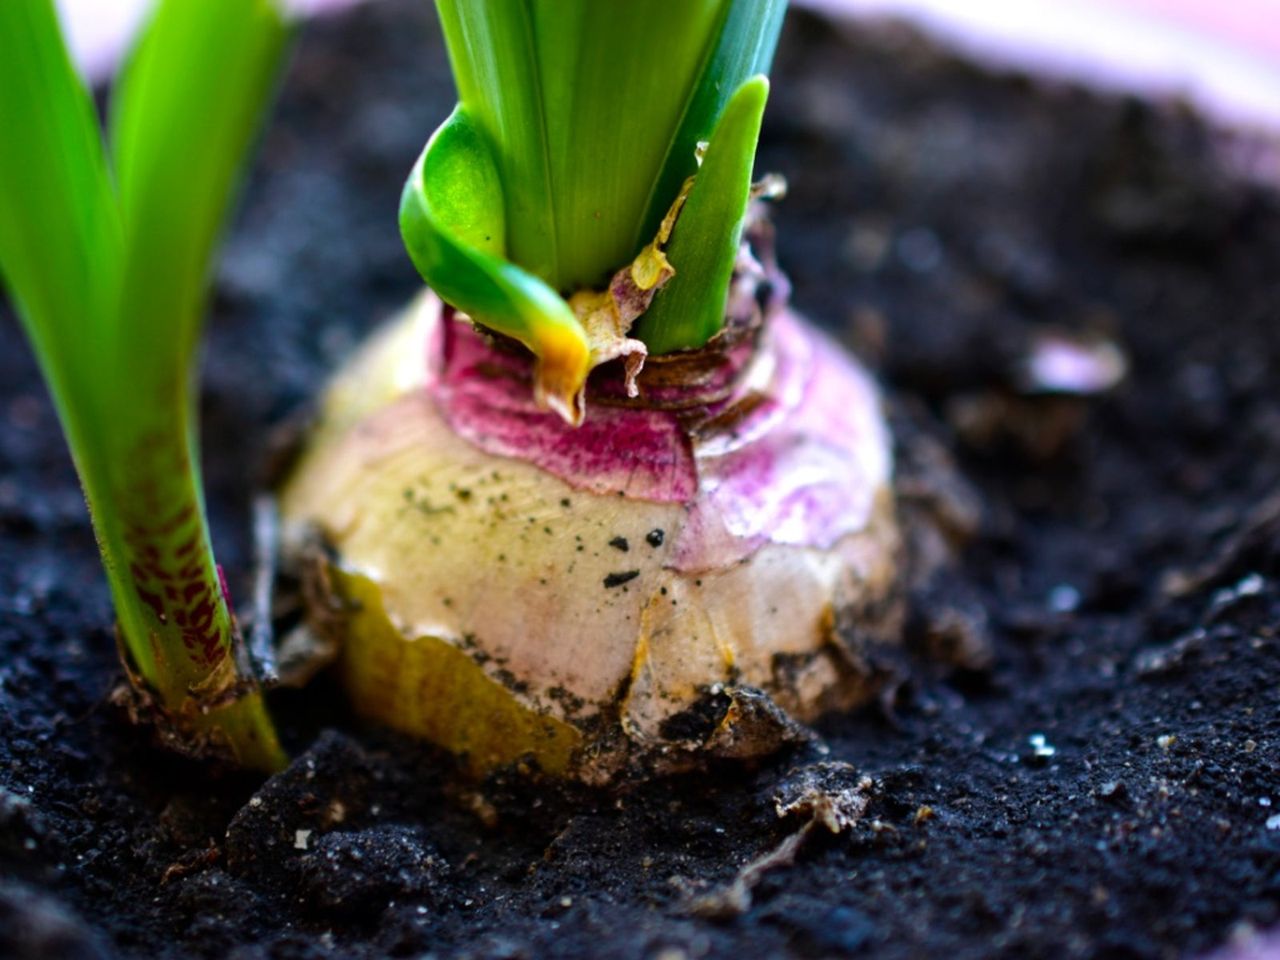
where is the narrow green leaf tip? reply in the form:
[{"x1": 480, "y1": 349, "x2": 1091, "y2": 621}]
[
  {"x1": 633, "y1": 76, "x2": 771, "y2": 354},
  {"x1": 634, "y1": 1, "x2": 787, "y2": 252}
]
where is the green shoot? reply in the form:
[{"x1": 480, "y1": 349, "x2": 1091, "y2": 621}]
[
  {"x1": 633, "y1": 78, "x2": 771, "y2": 354},
  {"x1": 401, "y1": 0, "x2": 787, "y2": 414},
  {"x1": 0, "y1": 0, "x2": 290, "y2": 770}
]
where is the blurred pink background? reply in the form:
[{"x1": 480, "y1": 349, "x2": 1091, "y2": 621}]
[
  {"x1": 55, "y1": 0, "x2": 360, "y2": 78},
  {"x1": 810, "y1": 0, "x2": 1280, "y2": 132},
  {"x1": 59, "y1": 0, "x2": 1280, "y2": 137}
]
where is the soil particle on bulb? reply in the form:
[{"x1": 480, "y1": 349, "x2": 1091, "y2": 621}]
[{"x1": 602, "y1": 570, "x2": 641, "y2": 589}]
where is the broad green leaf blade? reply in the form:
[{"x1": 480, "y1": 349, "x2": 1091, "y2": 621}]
[
  {"x1": 634, "y1": 77, "x2": 771, "y2": 354},
  {"x1": 0, "y1": 0, "x2": 121, "y2": 400},
  {"x1": 111, "y1": 0, "x2": 290, "y2": 367},
  {"x1": 401, "y1": 106, "x2": 593, "y2": 423},
  {"x1": 523, "y1": 0, "x2": 725, "y2": 293}
]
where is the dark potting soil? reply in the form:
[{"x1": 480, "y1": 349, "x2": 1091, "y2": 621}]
[{"x1": 3, "y1": 3, "x2": 1279, "y2": 958}]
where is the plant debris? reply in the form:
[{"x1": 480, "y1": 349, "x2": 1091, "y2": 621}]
[{"x1": 689, "y1": 763, "x2": 872, "y2": 918}]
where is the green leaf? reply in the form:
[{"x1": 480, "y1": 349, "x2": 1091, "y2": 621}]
[
  {"x1": 434, "y1": 0, "x2": 786, "y2": 302},
  {"x1": 400, "y1": 106, "x2": 593, "y2": 422},
  {"x1": 0, "y1": 0, "x2": 122, "y2": 415},
  {"x1": 0, "y1": 0, "x2": 137, "y2": 694},
  {"x1": 111, "y1": 0, "x2": 290, "y2": 368},
  {"x1": 632, "y1": 77, "x2": 771, "y2": 354}
]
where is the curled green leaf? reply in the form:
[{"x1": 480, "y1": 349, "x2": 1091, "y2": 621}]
[{"x1": 400, "y1": 106, "x2": 594, "y2": 424}]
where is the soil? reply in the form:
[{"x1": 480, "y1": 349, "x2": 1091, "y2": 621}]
[{"x1": 3, "y1": 3, "x2": 1279, "y2": 958}]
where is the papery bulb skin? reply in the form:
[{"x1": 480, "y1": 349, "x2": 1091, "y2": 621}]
[{"x1": 280, "y1": 289, "x2": 901, "y2": 783}]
